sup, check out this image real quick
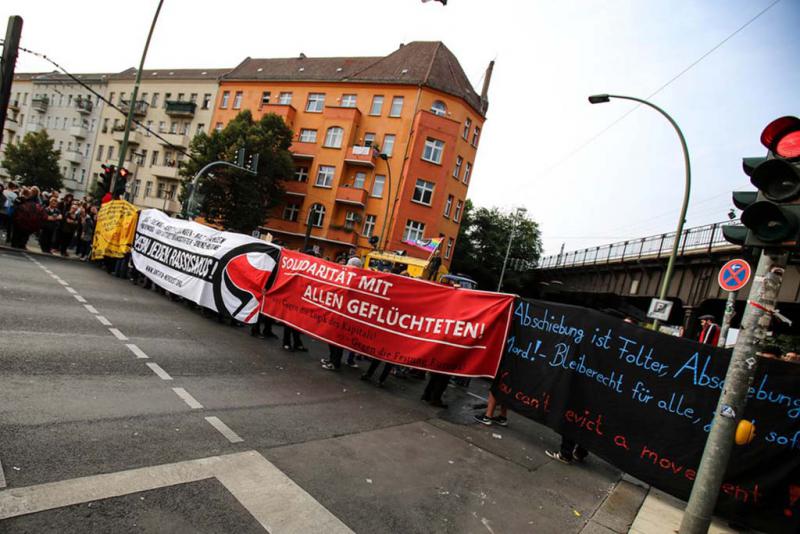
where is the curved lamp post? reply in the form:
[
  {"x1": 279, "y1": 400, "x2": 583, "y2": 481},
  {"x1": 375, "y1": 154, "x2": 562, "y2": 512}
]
[{"x1": 588, "y1": 94, "x2": 691, "y2": 329}]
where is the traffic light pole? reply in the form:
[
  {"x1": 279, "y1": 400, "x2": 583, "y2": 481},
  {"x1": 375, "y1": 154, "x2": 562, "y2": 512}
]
[
  {"x1": 0, "y1": 16, "x2": 23, "y2": 150},
  {"x1": 110, "y1": 0, "x2": 164, "y2": 195},
  {"x1": 679, "y1": 250, "x2": 787, "y2": 534}
]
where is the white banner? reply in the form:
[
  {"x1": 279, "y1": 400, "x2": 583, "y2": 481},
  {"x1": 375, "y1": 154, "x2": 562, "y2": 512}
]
[{"x1": 132, "y1": 209, "x2": 281, "y2": 323}]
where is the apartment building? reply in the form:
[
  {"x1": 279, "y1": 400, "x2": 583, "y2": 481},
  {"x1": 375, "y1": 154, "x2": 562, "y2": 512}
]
[
  {"x1": 212, "y1": 41, "x2": 491, "y2": 267},
  {"x1": 1, "y1": 71, "x2": 109, "y2": 194},
  {"x1": 88, "y1": 68, "x2": 228, "y2": 213}
]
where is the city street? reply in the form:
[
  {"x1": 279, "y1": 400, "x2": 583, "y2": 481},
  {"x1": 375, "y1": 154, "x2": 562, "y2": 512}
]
[{"x1": 0, "y1": 248, "x2": 627, "y2": 533}]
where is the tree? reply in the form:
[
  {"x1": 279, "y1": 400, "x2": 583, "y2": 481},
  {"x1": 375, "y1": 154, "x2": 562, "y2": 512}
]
[
  {"x1": 1, "y1": 130, "x2": 64, "y2": 190},
  {"x1": 450, "y1": 200, "x2": 542, "y2": 293},
  {"x1": 180, "y1": 110, "x2": 294, "y2": 233}
]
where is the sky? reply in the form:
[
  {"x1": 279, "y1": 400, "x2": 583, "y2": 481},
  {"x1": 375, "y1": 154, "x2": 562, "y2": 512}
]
[{"x1": 3, "y1": 0, "x2": 799, "y2": 256}]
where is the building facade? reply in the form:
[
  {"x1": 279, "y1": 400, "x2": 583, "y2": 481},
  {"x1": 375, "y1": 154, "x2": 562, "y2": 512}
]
[
  {"x1": 211, "y1": 41, "x2": 491, "y2": 267},
  {"x1": 1, "y1": 72, "x2": 110, "y2": 195},
  {"x1": 87, "y1": 68, "x2": 228, "y2": 213}
]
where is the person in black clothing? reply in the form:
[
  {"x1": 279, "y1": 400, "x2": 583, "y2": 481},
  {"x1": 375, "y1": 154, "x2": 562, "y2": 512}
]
[
  {"x1": 251, "y1": 315, "x2": 277, "y2": 339},
  {"x1": 360, "y1": 359, "x2": 394, "y2": 387},
  {"x1": 421, "y1": 372, "x2": 450, "y2": 407},
  {"x1": 59, "y1": 203, "x2": 80, "y2": 256},
  {"x1": 40, "y1": 197, "x2": 62, "y2": 254},
  {"x1": 282, "y1": 324, "x2": 306, "y2": 351},
  {"x1": 546, "y1": 436, "x2": 588, "y2": 465},
  {"x1": 321, "y1": 344, "x2": 343, "y2": 370}
]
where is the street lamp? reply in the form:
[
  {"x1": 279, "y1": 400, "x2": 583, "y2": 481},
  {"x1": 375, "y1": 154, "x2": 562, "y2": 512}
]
[
  {"x1": 497, "y1": 207, "x2": 527, "y2": 292},
  {"x1": 373, "y1": 146, "x2": 393, "y2": 251},
  {"x1": 588, "y1": 93, "x2": 691, "y2": 329}
]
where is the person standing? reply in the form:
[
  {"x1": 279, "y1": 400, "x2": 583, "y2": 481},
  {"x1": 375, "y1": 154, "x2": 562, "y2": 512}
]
[
  {"x1": 78, "y1": 205, "x2": 96, "y2": 260},
  {"x1": 58, "y1": 203, "x2": 80, "y2": 257},
  {"x1": 40, "y1": 197, "x2": 62, "y2": 253},
  {"x1": 321, "y1": 343, "x2": 344, "y2": 371},
  {"x1": 10, "y1": 188, "x2": 44, "y2": 249},
  {"x1": 698, "y1": 314, "x2": 721, "y2": 345},
  {"x1": 421, "y1": 372, "x2": 450, "y2": 408},
  {"x1": 473, "y1": 391, "x2": 508, "y2": 426},
  {"x1": 360, "y1": 359, "x2": 394, "y2": 387},
  {"x1": 2, "y1": 182, "x2": 19, "y2": 243},
  {"x1": 546, "y1": 437, "x2": 589, "y2": 465}
]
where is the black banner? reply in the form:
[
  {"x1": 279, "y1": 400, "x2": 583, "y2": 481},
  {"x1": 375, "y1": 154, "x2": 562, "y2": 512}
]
[{"x1": 493, "y1": 298, "x2": 800, "y2": 533}]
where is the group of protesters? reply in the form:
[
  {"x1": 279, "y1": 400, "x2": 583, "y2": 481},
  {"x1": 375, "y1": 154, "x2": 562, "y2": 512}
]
[{"x1": 1, "y1": 181, "x2": 98, "y2": 259}]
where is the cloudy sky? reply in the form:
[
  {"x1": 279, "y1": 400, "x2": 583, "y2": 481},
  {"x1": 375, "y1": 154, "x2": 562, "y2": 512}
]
[{"x1": 4, "y1": 0, "x2": 799, "y2": 255}]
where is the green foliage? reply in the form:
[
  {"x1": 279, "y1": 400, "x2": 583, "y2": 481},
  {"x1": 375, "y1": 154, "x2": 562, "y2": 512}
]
[
  {"x1": 450, "y1": 200, "x2": 542, "y2": 293},
  {"x1": 180, "y1": 110, "x2": 294, "y2": 233},
  {"x1": 1, "y1": 130, "x2": 64, "y2": 190}
]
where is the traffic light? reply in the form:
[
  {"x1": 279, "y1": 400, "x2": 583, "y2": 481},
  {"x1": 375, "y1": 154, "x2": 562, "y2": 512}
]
[
  {"x1": 98, "y1": 164, "x2": 115, "y2": 195},
  {"x1": 724, "y1": 116, "x2": 800, "y2": 249},
  {"x1": 114, "y1": 167, "x2": 130, "y2": 196}
]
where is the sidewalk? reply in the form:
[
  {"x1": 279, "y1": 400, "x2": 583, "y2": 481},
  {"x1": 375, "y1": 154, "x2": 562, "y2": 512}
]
[{"x1": 630, "y1": 488, "x2": 739, "y2": 534}]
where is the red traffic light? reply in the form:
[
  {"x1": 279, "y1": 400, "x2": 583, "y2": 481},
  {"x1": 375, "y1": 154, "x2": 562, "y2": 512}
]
[{"x1": 760, "y1": 116, "x2": 800, "y2": 160}]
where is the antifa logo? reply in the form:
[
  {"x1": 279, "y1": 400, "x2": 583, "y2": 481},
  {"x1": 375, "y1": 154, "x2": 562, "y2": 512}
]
[{"x1": 212, "y1": 243, "x2": 278, "y2": 323}]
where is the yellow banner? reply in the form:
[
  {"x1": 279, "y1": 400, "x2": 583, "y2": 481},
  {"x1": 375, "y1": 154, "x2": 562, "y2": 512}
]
[{"x1": 91, "y1": 200, "x2": 139, "y2": 260}]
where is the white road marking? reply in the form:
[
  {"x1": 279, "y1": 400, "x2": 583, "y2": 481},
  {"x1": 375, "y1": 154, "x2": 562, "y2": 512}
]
[
  {"x1": 467, "y1": 391, "x2": 488, "y2": 402},
  {"x1": 65, "y1": 287, "x2": 77, "y2": 294},
  {"x1": 125, "y1": 344, "x2": 149, "y2": 359},
  {"x1": 0, "y1": 458, "x2": 6, "y2": 489},
  {"x1": 0, "y1": 451, "x2": 353, "y2": 532},
  {"x1": 43, "y1": 269, "x2": 52, "y2": 274},
  {"x1": 57, "y1": 280, "x2": 69, "y2": 286},
  {"x1": 83, "y1": 304, "x2": 99, "y2": 314},
  {"x1": 95, "y1": 315, "x2": 112, "y2": 326},
  {"x1": 108, "y1": 328, "x2": 127, "y2": 340},
  {"x1": 74, "y1": 295, "x2": 87, "y2": 303},
  {"x1": 172, "y1": 387, "x2": 203, "y2": 409},
  {"x1": 50, "y1": 274, "x2": 59, "y2": 279},
  {"x1": 146, "y1": 362, "x2": 172, "y2": 381},
  {"x1": 205, "y1": 416, "x2": 244, "y2": 443}
]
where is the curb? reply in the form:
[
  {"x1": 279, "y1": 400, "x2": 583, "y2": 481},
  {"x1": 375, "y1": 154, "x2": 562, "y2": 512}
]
[{"x1": 580, "y1": 478, "x2": 649, "y2": 534}]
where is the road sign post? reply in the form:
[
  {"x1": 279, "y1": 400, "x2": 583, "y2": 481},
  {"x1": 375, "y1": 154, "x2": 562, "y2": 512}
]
[{"x1": 715, "y1": 259, "x2": 752, "y2": 348}]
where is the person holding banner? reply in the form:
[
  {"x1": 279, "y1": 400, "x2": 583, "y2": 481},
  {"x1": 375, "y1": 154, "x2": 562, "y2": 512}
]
[{"x1": 546, "y1": 437, "x2": 588, "y2": 465}]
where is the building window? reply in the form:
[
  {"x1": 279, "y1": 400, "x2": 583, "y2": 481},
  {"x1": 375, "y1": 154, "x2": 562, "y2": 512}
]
[
  {"x1": 453, "y1": 156, "x2": 463, "y2": 178},
  {"x1": 315, "y1": 165, "x2": 335, "y2": 187},
  {"x1": 197, "y1": 123, "x2": 205, "y2": 134},
  {"x1": 382, "y1": 134, "x2": 395, "y2": 157},
  {"x1": 145, "y1": 181, "x2": 153, "y2": 197},
  {"x1": 403, "y1": 220, "x2": 425, "y2": 242},
  {"x1": 107, "y1": 145, "x2": 114, "y2": 161},
  {"x1": 294, "y1": 167, "x2": 309, "y2": 182},
  {"x1": 412, "y1": 179, "x2": 435, "y2": 205},
  {"x1": 260, "y1": 91, "x2": 271, "y2": 106},
  {"x1": 454, "y1": 200, "x2": 463, "y2": 222},
  {"x1": 96, "y1": 145, "x2": 104, "y2": 162},
  {"x1": 463, "y1": 118, "x2": 471, "y2": 140},
  {"x1": 278, "y1": 92, "x2": 292, "y2": 105},
  {"x1": 345, "y1": 211, "x2": 359, "y2": 230},
  {"x1": 299, "y1": 128, "x2": 317, "y2": 143},
  {"x1": 232, "y1": 91, "x2": 243, "y2": 109},
  {"x1": 353, "y1": 172, "x2": 366, "y2": 189},
  {"x1": 389, "y1": 96, "x2": 404, "y2": 117},
  {"x1": 220, "y1": 91, "x2": 230, "y2": 108},
  {"x1": 323, "y1": 126, "x2": 344, "y2": 148},
  {"x1": 431, "y1": 100, "x2": 447, "y2": 116},
  {"x1": 308, "y1": 204, "x2": 326, "y2": 227},
  {"x1": 215, "y1": 122, "x2": 223, "y2": 132},
  {"x1": 463, "y1": 162, "x2": 472, "y2": 184},
  {"x1": 202, "y1": 93, "x2": 212, "y2": 109},
  {"x1": 422, "y1": 138, "x2": 444, "y2": 164},
  {"x1": 189, "y1": 93, "x2": 197, "y2": 104},
  {"x1": 363, "y1": 214, "x2": 377, "y2": 237},
  {"x1": 472, "y1": 126, "x2": 481, "y2": 147},
  {"x1": 151, "y1": 150, "x2": 159, "y2": 166},
  {"x1": 445, "y1": 238, "x2": 454, "y2": 259},
  {"x1": 371, "y1": 175, "x2": 385, "y2": 198},
  {"x1": 370, "y1": 95, "x2": 384, "y2": 116},
  {"x1": 306, "y1": 93, "x2": 325, "y2": 112},
  {"x1": 340, "y1": 94, "x2": 357, "y2": 108},
  {"x1": 444, "y1": 195, "x2": 453, "y2": 218},
  {"x1": 283, "y1": 203, "x2": 300, "y2": 222},
  {"x1": 164, "y1": 93, "x2": 172, "y2": 107},
  {"x1": 363, "y1": 133, "x2": 376, "y2": 148}
]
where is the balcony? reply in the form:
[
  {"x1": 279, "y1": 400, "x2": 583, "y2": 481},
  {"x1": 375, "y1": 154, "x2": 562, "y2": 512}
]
[
  {"x1": 69, "y1": 125, "x2": 89, "y2": 139},
  {"x1": 165, "y1": 100, "x2": 196, "y2": 118},
  {"x1": 334, "y1": 185, "x2": 368, "y2": 207},
  {"x1": 75, "y1": 98, "x2": 94, "y2": 115},
  {"x1": 8, "y1": 100, "x2": 20, "y2": 111},
  {"x1": 289, "y1": 141, "x2": 317, "y2": 160},
  {"x1": 152, "y1": 164, "x2": 180, "y2": 179},
  {"x1": 326, "y1": 226, "x2": 359, "y2": 245},
  {"x1": 282, "y1": 180, "x2": 308, "y2": 197},
  {"x1": 158, "y1": 131, "x2": 190, "y2": 148},
  {"x1": 31, "y1": 96, "x2": 49, "y2": 113},
  {"x1": 28, "y1": 122, "x2": 44, "y2": 133},
  {"x1": 138, "y1": 195, "x2": 181, "y2": 213},
  {"x1": 344, "y1": 145, "x2": 377, "y2": 168},
  {"x1": 261, "y1": 104, "x2": 296, "y2": 126},
  {"x1": 4, "y1": 120, "x2": 18, "y2": 133},
  {"x1": 323, "y1": 105, "x2": 361, "y2": 124},
  {"x1": 120, "y1": 99, "x2": 149, "y2": 117},
  {"x1": 63, "y1": 150, "x2": 83, "y2": 165},
  {"x1": 112, "y1": 127, "x2": 141, "y2": 145}
]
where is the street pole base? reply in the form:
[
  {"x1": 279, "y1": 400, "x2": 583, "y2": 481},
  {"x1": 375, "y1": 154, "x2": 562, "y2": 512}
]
[{"x1": 679, "y1": 509, "x2": 711, "y2": 534}]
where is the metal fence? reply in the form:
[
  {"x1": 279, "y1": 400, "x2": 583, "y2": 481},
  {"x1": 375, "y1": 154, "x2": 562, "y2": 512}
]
[{"x1": 537, "y1": 221, "x2": 741, "y2": 269}]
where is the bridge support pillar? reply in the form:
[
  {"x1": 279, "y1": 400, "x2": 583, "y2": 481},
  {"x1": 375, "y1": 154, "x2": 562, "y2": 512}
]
[{"x1": 682, "y1": 306, "x2": 697, "y2": 339}]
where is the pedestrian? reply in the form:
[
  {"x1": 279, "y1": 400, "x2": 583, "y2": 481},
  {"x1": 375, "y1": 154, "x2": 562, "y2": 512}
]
[
  {"x1": 473, "y1": 391, "x2": 508, "y2": 426},
  {"x1": 421, "y1": 372, "x2": 450, "y2": 408},
  {"x1": 321, "y1": 343, "x2": 344, "y2": 371},
  {"x1": 697, "y1": 314, "x2": 720, "y2": 345},
  {"x1": 2, "y1": 182, "x2": 19, "y2": 243},
  {"x1": 78, "y1": 205, "x2": 96, "y2": 260},
  {"x1": 282, "y1": 324, "x2": 307, "y2": 352},
  {"x1": 40, "y1": 196, "x2": 62, "y2": 253},
  {"x1": 546, "y1": 436, "x2": 589, "y2": 465},
  {"x1": 251, "y1": 314, "x2": 277, "y2": 339},
  {"x1": 10, "y1": 187, "x2": 45, "y2": 249},
  {"x1": 58, "y1": 203, "x2": 80, "y2": 257},
  {"x1": 360, "y1": 358, "x2": 394, "y2": 387}
]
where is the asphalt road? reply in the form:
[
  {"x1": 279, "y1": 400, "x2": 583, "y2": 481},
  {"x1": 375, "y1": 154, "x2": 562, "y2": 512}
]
[{"x1": 0, "y1": 248, "x2": 622, "y2": 533}]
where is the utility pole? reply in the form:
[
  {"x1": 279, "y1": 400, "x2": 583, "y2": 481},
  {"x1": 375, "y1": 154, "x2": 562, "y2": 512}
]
[
  {"x1": 111, "y1": 0, "x2": 164, "y2": 195},
  {"x1": 497, "y1": 207, "x2": 526, "y2": 291},
  {"x1": 680, "y1": 251, "x2": 787, "y2": 533},
  {"x1": 0, "y1": 16, "x2": 23, "y2": 149},
  {"x1": 717, "y1": 290, "x2": 736, "y2": 348}
]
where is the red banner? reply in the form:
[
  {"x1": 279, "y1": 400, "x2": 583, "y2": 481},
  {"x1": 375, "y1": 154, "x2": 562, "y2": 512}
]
[{"x1": 262, "y1": 250, "x2": 515, "y2": 377}]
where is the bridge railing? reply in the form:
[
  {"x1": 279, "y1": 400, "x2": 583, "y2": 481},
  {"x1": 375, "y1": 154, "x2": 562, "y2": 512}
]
[{"x1": 537, "y1": 221, "x2": 741, "y2": 269}]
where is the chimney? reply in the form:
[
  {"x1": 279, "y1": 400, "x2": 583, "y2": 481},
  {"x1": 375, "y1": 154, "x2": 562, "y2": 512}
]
[
  {"x1": 480, "y1": 60, "x2": 494, "y2": 114},
  {"x1": 299, "y1": 52, "x2": 307, "y2": 59}
]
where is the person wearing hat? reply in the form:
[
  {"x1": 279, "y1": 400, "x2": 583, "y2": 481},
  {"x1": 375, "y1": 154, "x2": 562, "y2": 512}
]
[{"x1": 698, "y1": 314, "x2": 721, "y2": 345}]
